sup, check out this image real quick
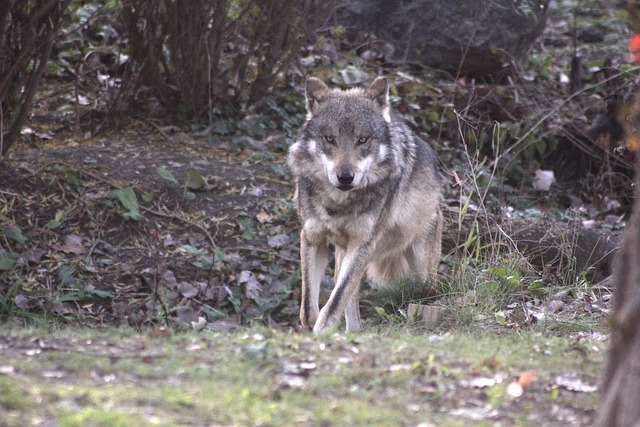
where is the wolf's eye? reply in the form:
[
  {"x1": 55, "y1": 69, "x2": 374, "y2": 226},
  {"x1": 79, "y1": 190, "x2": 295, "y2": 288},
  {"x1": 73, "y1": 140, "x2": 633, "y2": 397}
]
[
  {"x1": 324, "y1": 136, "x2": 335, "y2": 144},
  {"x1": 357, "y1": 136, "x2": 369, "y2": 145}
]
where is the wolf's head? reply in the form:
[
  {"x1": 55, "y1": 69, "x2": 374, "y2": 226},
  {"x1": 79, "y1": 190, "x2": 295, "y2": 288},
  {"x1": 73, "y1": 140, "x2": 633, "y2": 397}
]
[{"x1": 295, "y1": 76, "x2": 394, "y2": 192}]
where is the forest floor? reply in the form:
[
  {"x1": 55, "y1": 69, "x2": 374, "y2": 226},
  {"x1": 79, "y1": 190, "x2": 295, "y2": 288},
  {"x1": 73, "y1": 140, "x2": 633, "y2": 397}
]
[
  {"x1": 0, "y1": 1, "x2": 635, "y2": 425},
  {"x1": 0, "y1": 113, "x2": 611, "y2": 426}
]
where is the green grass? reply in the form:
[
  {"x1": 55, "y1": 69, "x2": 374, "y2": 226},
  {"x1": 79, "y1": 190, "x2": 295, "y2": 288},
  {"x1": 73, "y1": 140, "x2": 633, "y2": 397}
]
[{"x1": 0, "y1": 326, "x2": 603, "y2": 426}]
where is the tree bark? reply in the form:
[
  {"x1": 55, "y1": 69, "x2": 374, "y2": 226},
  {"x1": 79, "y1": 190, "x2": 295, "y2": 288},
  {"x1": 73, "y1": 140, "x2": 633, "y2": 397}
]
[{"x1": 594, "y1": 158, "x2": 640, "y2": 426}]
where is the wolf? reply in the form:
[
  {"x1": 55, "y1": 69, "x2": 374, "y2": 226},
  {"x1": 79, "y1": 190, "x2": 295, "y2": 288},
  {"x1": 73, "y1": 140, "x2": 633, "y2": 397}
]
[{"x1": 287, "y1": 76, "x2": 443, "y2": 333}]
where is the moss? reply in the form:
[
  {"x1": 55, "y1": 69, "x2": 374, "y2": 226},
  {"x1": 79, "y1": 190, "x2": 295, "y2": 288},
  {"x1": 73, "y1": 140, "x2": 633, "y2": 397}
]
[
  {"x1": 58, "y1": 408, "x2": 142, "y2": 427},
  {"x1": 0, "y1": 377, "x2": 28, "y2": 411}
]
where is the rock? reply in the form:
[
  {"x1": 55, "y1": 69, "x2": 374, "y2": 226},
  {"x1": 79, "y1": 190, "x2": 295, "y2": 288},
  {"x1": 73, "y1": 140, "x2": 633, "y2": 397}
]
[
  {"x1": 547, "y1": 300, "x2": 566, "y2": 314},
  {"x1": 336, "y1": 0, "x2": 547, "y2": 77},
  {"x1": 407, "y1": 304, "x2": 447, "y2": 329}
]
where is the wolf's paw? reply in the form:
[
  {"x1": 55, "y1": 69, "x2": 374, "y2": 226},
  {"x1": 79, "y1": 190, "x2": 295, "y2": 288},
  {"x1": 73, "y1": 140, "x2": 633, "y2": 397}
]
[
  {"x1": 313, "y1": 307, "x2": 340, "y2": 333},
  {"x1": 300, "y1": 306, "x2": 319, "y2": 330}
]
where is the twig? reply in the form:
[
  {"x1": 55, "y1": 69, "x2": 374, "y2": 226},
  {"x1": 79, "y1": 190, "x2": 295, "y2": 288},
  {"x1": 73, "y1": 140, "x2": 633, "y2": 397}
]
[
  {"x1": 28, "y1": 160, "x2": 122, "y2": 188},
  {"x1": 148, "y1": 227, "x2": 170, "y2": 326},
  {"x1": 230, "y1": 246, "x2": 297, "y2": 262},
  {"x1": 489, "y1": 66, "x2": 640, "y2": 168},
  {"x1": 144, "y1": 119, "x2": 173, "y2": 145},
  {"x1": 0, "y1": 189, "x2": 22, "y2": 197},
  {"x1": 141, "y1": 206, "x2": 217, "y2": 250}
]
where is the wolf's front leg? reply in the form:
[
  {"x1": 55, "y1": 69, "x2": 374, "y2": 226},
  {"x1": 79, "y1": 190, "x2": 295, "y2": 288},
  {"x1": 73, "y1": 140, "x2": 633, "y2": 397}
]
[
  {"x1": 299, "y1": 231, "x2": 328, "y2": 329},
  {"x1": 344, "y1": 291, "x2": 362, "y2": 332},
  {"x1": 314, "y1": 245, "x2": 369, "y2": 332},
  {"x1": 335, "y1": 247, "x2": 362, "y2": 332}
]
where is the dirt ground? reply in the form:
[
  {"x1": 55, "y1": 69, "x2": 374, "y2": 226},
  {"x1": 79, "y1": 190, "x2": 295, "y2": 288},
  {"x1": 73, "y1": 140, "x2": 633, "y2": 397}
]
[{"x1": 1, "y1": 121, "x2": 301, "y2": 329}]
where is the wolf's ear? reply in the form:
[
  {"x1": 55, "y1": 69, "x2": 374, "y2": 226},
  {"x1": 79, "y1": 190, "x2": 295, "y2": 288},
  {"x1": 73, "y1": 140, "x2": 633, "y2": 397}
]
[
  {"x1": 366, "y1": 76, "x2": 389, "y2": 108},
  {"x1": 305, "y1": 77, "x2": 329, "y2": 114}
]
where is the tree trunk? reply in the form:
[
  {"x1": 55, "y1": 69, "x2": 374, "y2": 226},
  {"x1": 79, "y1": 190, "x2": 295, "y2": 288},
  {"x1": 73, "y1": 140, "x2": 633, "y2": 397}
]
[
  {"x1": 594, "y1": 158, "x2": 640, "y2": 426},
  {"x1": 0, "y1": 0, "x2": 70, "y2": 156}
]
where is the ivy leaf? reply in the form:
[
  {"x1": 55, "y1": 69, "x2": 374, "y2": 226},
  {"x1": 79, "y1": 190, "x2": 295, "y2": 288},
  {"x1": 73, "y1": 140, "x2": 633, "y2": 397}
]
[
  {"x1": 2, "y1": 224, "x2": 27, "y2": 244},
  {"x1": 88, "y1": 289, "x2": 116, "y2": 299},
  {"x1": 0, "y1": 252, "x2": 19, "y2": 271},
  {"x1": 156, "y1": 167, "x2": 178, "y2": 184},
  {"x1": 142, "y1": 191, "x2": 156, "y2": 202},
  {"x1": 114, "y1": 187, "x2": 144, "y2": 221},
  {"x1": 45, "y1": 210, "x2": 68, "y2": 229},
  {"x1": 185, "y1": 170, "x2": 207, "y2": 190}
]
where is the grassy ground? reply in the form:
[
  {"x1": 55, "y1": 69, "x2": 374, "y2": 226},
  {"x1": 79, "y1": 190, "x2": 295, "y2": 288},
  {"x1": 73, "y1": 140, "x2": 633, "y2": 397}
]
[{"x1": 0, "y1": 325, "x2": 603, "y2": 426}]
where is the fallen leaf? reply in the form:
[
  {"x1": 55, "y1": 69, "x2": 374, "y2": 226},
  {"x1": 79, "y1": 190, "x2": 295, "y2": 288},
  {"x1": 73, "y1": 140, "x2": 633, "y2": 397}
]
[
  {"x1": 16, "y1": 250, "x2": 44, "y2": 267},
  {"x1": 2, "y1": 224, "x2": 27, "y2": 244},
  {"x1": 0, "y1": 252, "x2": 19, "y2": 270},
  {"x1": 256, "y1": 211, "x2": 271, "y2": 223},
  {"x1": 517, "y1": 371, "x2": 537, "y2": 388},
  {"x1": 0, "y1": 366, "x2": 16, "y2": 376},
  {"x1": 148, "y1": 326, "x2": 172, "y2": 338},
  {"x1": 163, "y1": 234, "x2": 178, "y2": 246},
  {"x1": 157, "y1": 167, "x2": 179, "y2": 184},
  {"x1": 160, "y1": 270, "x2": 178, "y2": 289},
  {"x1": 50, "y1": 244, "x2": 86, "y2": 255},
  {"x1": 185, "y1": 170, "x2": 207, "y2": 190},
  {"x1": 554, "y1": 374, "x2": 597, "y2": 392},
  {"x1": 532, "y1": 170, "x2": 555, "y2": 191},
  {"x1": 14, "y1": 295, "x2": 32, "y2": 309},
  {"x1": 239, "y1": 271, "x2": 268, "y2": 306},
  {"x1": 177, "y1": 281, "x2": 199, "y2": 298},
  {"x1": 64, "y1": 234, "x2": 83, "y2": 246},
  {"x1": 268, "y1": 233, "x2": 290, "y2": 249},
  {"x1": 42, "y1": 370, "x2": 65, "y2": 379},
  {"x1": 191, "y1": 316, "x2": 207, "y2": 331},
  {"x1": 340, "y1": 65, "x2": 370, "y2": 85},
  {"x1": 464, "y1": 374, "x2": 506, "y2": 388},
  {"x1": 113, "y1": 187, "x2": 144, "y2": 221}
]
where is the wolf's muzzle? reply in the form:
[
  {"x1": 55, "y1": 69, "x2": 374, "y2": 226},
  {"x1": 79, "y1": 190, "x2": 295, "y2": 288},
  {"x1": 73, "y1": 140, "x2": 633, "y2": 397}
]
[
  {"x1": 337, "y1": 170, "x2": 354, "y2": 184},
  {"x1": 336, "y1": 170, "x2": 355, "y2": 191}
]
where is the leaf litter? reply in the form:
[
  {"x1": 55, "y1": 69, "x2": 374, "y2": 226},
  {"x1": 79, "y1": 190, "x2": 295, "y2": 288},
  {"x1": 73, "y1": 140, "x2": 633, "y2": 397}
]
[{"x1": 1, "y1": 134, "x2": 300, "y2": 328}]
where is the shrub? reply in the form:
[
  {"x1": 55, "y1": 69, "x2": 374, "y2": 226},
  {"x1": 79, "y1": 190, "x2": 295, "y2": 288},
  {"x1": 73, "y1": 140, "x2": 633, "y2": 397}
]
[
  {"x1": 0, "y1": 0, "x2": 71, "y2": 155},
  {"x1": 118, "y1": 0, "x2": 338, "y2": 119}
]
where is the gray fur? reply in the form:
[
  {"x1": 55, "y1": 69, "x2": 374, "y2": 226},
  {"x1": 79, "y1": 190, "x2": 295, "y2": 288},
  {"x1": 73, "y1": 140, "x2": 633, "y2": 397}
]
[{"x1": 287, "y1": 76, "x2": 443, "y2": 332}]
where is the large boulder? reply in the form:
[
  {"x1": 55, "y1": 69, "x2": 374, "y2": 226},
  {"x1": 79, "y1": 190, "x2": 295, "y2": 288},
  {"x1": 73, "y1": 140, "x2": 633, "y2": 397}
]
[{"x1": 336, "y1": 0, "x2": 547, "y2": 77}]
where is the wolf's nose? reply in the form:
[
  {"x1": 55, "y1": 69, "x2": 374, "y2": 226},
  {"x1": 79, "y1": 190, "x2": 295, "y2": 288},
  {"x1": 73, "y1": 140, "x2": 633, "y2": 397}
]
[{"x1": 337, "y1": 170, "x2": 354, "y2": 185}]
